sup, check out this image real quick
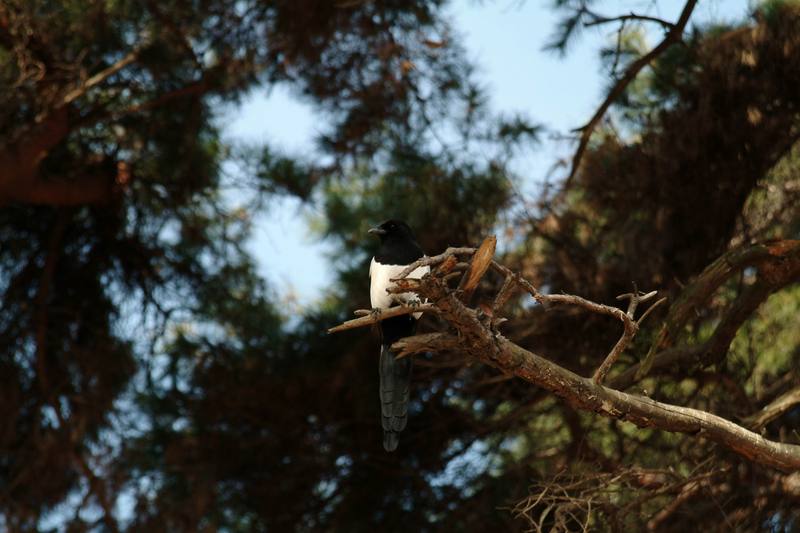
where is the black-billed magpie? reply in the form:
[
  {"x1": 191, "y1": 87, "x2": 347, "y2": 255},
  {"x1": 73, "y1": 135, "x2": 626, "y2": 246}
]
[{"x1": 368, "y1": 220, "x2": 429, "y2": 451}]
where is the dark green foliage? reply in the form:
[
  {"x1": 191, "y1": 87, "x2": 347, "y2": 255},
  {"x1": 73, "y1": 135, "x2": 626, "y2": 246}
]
[{"x1": 2, "y1": 0, "x2": 800, "y2": 531}]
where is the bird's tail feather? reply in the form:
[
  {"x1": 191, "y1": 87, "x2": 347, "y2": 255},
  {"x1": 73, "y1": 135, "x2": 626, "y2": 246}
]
[{"x1": 379, "y1": 343, "x2": 412, "y2": 452}]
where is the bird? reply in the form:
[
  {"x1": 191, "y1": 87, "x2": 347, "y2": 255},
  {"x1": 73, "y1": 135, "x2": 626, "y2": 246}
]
[{"x1": 368, "y1": 219, "x2": 429, "y2": 451}]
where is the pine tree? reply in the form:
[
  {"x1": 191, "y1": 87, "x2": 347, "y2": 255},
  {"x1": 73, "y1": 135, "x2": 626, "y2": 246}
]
[{"x1": 2, "y1": 1, "x2": 800, "y2": 531}]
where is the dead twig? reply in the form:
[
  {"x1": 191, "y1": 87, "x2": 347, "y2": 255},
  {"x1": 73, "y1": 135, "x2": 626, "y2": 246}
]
[
  {"x1": 489, "y1": 265, "x2": 664, "y2": 384},
  {"x1": 583, "y1": 11, "x2": 675, "y2": 31},
  {"x1": 566, "y1": 0, "x2": 697, "y2": 183},
  {"x1": 491, "y1": 273, "x2": 520, "y2": 317},
  {"x1": 393, "y1": 246, "x2": 476, "y2": 280},
  {"x1": 60, "y1": 49, "x2": 139, "y2": 106},
  {"x1": 327, "y1": 303, "x2": 437, "y2": 333},
  {"x1": 592, "y1": 289, "x2": 667, "y2": 385}
]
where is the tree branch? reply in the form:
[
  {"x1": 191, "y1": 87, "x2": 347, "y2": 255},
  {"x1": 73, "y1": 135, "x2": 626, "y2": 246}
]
[
  {"x1": 637, "y1": 240, "x2": 800, "y2": 379},
  {"x1": 566, "y1": 0, "x2": 697, "y2": 183},
  {"x1": 583, "y1": 12, "x2": 675, "y2": 31},
  {"x1": 414, "y1": 271, "x2": 800, "y2": 472},
  {"x1": 327, "y1": 304, "x2": 437, "y2": 333},
  {"x1": 745, "y1": 386, "x2": 800, "y2": 431},
  {"x1": 60, "y1": 48, "x2": 139, "y2": 107},
  {"x1": 10, "y1": 170, "x2": 119, "y2": 206},
  {"x1": 394, "y1": 246, "x2": 476, "y2": 280},
  {"x1": 328, "y1": 239, "x2": 800, "y2": 471},
  {"x1": 34, "y1": 210, "x2": 69, "y2": 395},
  {"x1": 488, "y1": 262, "x2": 663, "y2": 383}
]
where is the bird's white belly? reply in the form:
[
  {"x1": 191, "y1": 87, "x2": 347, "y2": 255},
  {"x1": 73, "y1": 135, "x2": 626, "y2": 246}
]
[{"x1": 370, "y1": 258, "x2": 430, "y2": 314}]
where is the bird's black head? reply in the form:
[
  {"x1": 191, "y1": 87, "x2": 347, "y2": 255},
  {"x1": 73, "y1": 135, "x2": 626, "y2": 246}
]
[{"x1": 368, "y1": 219, "x2": 416, "y2": 243}]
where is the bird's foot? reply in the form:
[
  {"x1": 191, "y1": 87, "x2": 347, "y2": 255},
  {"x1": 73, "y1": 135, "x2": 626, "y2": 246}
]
[
  {"x1": 406, "y1": 298, "x2": 422, "y2": 310},
  {"x1": 370, "y1": 307, "x2": 383, "y2": 320}
]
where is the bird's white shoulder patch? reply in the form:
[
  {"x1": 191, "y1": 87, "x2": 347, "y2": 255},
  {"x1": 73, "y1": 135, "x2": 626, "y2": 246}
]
[{"x1": 370, "y1": 257, "x2": 430, "y2": 317}]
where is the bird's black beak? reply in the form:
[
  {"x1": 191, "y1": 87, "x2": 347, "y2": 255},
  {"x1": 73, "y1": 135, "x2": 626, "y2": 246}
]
[{"x1": 368, "y1": 227, "x2": 386, "y2": 236}]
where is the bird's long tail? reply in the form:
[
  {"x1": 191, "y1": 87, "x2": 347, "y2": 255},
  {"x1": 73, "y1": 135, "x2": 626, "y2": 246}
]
[{"x1": 379, "y1": 344, "x2": 412, "y2": 452}]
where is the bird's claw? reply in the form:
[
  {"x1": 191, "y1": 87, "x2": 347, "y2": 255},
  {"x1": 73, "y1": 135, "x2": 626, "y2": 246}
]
[{"x1": 370, "y1": 307, "x2": 382, "y2": 320}]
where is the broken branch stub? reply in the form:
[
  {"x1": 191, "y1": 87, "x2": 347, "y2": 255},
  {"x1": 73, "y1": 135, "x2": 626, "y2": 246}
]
[{"x1": 458, "y1": 235, "x2": 497, "y2": 301}]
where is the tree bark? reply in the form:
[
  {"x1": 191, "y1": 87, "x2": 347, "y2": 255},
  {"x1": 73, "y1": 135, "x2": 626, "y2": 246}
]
[{"x1": 332, "y1": 243, "x2": 800, "y2": 472}]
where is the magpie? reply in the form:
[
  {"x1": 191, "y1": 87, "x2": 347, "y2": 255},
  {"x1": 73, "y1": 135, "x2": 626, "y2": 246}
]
[{"x1": 368, "y1": 219, "x2": 429, "y2": 452}]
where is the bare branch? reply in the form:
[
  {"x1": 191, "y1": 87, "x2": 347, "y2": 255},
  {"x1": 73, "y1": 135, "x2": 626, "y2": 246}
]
[
  {"x1": 636, "y1": 296, "x2": 667, "y2": 325},
  {"x1": 488, "y1": 260, "x2": 544, "y2": 301},
  {"x1": 394, "y1": 247, "x2": 476, "y2": 280},
  {"x1": 617, "y1": 286, "x2": 658, "y2": 316},
  {"x1": 506, "y1": 339, "x2": 789, "y2": 469},
  {"x1": 327, "y1": 304, "x2": 437, "y2": 333},
  {"x1": 411, "y1": 269, "x2": 800, "y2": 471},
  {"x1": 587, "y1": 290, "x2": 666, "y2": 383},
  {"x1": 593, "y1": 317, "x2": 637, "y2": 385},
  {"x1": 745, "y1": 386, "x2": 800, "y2": 431},
  {"x1": 494, "y1": 261, "x2": 665, "y2": 382},
  {"x1": 646, "y1": 477, "x2": 709, "y2": 531},
  {"x1": 489, "y1": 267, "x2": 662, "y2": 384},
  {"x1": 61, "y1": 48, "x2": 139, "y2": 106},
  {"x1": 584, "y1": 12, "x2": 675, "y2": 31},
  {"x1": 566, "y1": 0, "x2": 697, "y2": 183},
  {"x1": 491, "y1": 273, "x2": 519, "y2": 316},
  {"x1": 328, "y1": 239, "x2": 800, "y2": 470}
]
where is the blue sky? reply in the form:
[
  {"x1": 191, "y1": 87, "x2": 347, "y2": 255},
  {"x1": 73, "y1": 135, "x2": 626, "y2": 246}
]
[{"x1": 224, "y1": 0, "x2": 751, "y2": 307}]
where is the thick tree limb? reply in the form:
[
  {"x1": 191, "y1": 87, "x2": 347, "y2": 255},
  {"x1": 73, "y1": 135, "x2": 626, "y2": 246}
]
[
  {"x1": 0, "y1": 99, "x2": 112, "y2": 206},
  {"x1": 0, "y1": 107, "x2": 71, "y2": 194},
  {"x1": 567, "y1": 0, "x2": 697, "y2": 182},
  {"x1": 412, "y1": 272, "x2": 800, "y2": 472},
  {"x1": 637, "y1": 240, "x2": 800, "y2": 379},
  {"x1": 0, "y1": 42, "x2": 225, "y2": 207},
  {"x1": 11, "y1": 171, "x2": 119, "y2": 206},
  {"x1": 329, "y1": 240, "x2": 800, "y2": 471},
  {"x1": 34, "y1": 211, "x2": 69, "y2": 395}
]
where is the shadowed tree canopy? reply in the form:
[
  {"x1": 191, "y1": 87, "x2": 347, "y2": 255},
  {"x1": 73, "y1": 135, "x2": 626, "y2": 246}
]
[{"x1": 1, "y1": 0, "x2": 800, "y2": 531}]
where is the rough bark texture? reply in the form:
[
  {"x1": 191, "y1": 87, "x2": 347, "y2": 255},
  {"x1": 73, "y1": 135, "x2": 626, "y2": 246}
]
[{"x1": 334, "y1": 241, "x2": 800, "y2": 472}]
